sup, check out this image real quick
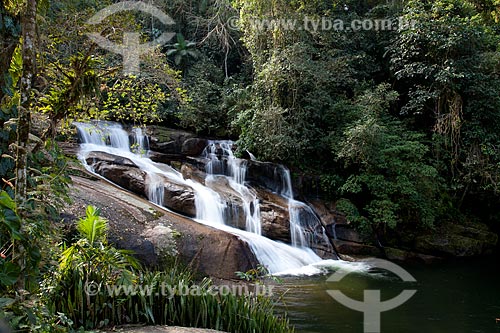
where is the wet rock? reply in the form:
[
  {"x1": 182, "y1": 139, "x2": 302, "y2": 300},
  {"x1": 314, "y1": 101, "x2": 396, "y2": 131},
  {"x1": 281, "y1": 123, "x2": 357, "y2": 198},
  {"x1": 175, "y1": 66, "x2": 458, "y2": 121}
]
[
  {"x1": 181, "y1": 164, "x2": 206, "y2": 185},
  {"x1": 148, "y1": 151, "x2": 185, "y2": 165},
  {"x1": 333, "y1": 240, "x2": 382, "y2": 256},
  {"x1": 246, "y1": 161, "x2": 291, "y2": 195},
  {"x1": 86, "y1": 151, "x2": 137, "y2": 168},
  {"x1": 147, "y1": 126, "x2": 196, "y2": 154},
  {"x1": 204, "y1": 176, "x2": 248, "y2": 230},
  {"x1": 92, "y1": 161, "x2": 147, "y2": 196},
  {"x1": 147, "y1": 175, "x2": 197, "y2": 218},
  {"x1": 153, "y1": 141, "x2": 178, "y2": 154},
  {"x1": 414, "y1": 222, "x2": 498, "y2": 257},
  {"x1": 260, "y1": 202, "x2": 290, "y2": 243},
  {"x1": 182, "y1": 138, "x2": 208, "y2": 156},
  {"x1": 252, "y1": 187, "x2": 291, "y2": 242}
]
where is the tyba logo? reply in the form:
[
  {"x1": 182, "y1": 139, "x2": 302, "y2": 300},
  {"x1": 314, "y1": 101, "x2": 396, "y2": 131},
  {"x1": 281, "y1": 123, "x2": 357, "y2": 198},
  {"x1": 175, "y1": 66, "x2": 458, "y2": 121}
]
[
  {"x1": 86, "y1": 1, "x2": 175, "y2": 74},
  {"x1": 326, "y1": 258, "x2": 417, "y2": 333}
]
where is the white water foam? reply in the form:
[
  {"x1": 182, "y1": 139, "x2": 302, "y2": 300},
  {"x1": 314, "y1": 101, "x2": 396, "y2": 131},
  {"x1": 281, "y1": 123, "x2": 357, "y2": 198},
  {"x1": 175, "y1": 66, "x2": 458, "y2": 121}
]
[{"x1": 75, "y1": 122, "x2": 368, "y2": 275}]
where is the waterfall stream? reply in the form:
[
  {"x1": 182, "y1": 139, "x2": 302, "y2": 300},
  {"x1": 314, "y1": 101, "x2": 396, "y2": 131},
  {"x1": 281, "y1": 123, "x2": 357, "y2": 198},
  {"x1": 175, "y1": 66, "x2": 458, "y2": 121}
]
[{"x1": 75, "y1": 122, "x2": 337, "y2": 275}]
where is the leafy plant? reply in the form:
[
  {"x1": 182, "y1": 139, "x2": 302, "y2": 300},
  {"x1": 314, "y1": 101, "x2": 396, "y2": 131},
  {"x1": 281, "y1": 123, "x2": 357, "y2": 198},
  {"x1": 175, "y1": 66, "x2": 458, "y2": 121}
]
[
  {"x1": 166, "y1": 33, "x2": 200, "y2": 69},
  {"x1": 335, "y1": 84, "x2": 442, "y2": 231},
  {"x1": 46, "y1": 205, "x2": 140, "y2": 329}
]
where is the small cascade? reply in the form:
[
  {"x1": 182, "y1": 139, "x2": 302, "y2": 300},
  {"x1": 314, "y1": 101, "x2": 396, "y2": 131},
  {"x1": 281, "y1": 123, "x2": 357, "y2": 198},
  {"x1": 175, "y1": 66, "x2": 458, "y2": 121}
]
[
  {"x1": 76, "y1": 122, "x2": 131, "y2": 151},
  {"x1": 331, "y1": 223, "x2": 338, "y2": 240},
  {"x1": 75, "y1": 122, "x2": 334, "y2": 274},
  {"x1": 108, "y1": 126, "x2": 131, "y2": 151},
  {"x1": 274, "y1": 167, "x2": 333, "y2": 252},
  {"x1": 76, "y1": 122, "x2": 106, "y2": 146},
  {"x1": 191, "y1": 181, "x2": 226, "y2": 225},
  {"x1": 131, "y1": 127, "x2": 149, "y2": 155},
  {"x1": 246, "y1": 150, "x2": 257, "y2": 161},
  {"x1": 203, "y1": 140, "x2": 333, "y2": 255},
  {"x1": 146, "y1": 173, "x2": 164, "y2": 206},
  {"x1": 203, "y1": 142, "x2": 262, "y2": 236}
]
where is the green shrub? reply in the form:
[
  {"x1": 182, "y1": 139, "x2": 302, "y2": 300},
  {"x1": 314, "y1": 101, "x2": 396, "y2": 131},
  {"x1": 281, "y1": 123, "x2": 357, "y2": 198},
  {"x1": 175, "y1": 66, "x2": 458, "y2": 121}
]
[
  {"x1": 45, "y1": 206, "x2": 294, "y2": 332},
  {"x1": 45, "y1": 205, "x2": 140, "y2": 329}
]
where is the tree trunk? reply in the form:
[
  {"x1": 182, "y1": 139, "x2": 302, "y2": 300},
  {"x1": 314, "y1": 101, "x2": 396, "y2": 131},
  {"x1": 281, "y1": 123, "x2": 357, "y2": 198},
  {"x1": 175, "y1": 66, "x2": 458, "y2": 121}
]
[
  {"x1": 15, "y1": 0, "x2": 37, "y2": 293},
  {"x1": 0, "y1": 3, "x2": 20, "y2": 107},
  {"x1": 15, "y1": 0, "x2": 37, "y2": 205}
]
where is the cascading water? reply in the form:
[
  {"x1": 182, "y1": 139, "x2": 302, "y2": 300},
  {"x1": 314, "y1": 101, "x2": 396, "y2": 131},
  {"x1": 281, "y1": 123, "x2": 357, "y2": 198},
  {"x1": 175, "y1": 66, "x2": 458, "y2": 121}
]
[
  {"x1": 202, "y1": 141, "x2": 332, "y2": 253},
  {"x1": 131, "y1": 127, "x2": 149, "y2": 156},
  {"x1": 203, "y1": 142, "x2": 262, "y2": 235},
  {"x1": 75, "y1": 122, "x2": 336, "y2": 275},
  {"x1": 279, "y1": 168, "x2": 333, "y2": 252},
  {"x1": 202, "y1": 141, "x2": 335, "y2": 257}
]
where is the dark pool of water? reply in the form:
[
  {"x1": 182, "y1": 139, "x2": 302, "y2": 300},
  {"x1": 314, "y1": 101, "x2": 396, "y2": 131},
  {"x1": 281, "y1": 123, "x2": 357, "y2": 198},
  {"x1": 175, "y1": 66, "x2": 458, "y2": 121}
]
[{"x1": 276, "y1": 258, "x2": 500, "y2": 333}]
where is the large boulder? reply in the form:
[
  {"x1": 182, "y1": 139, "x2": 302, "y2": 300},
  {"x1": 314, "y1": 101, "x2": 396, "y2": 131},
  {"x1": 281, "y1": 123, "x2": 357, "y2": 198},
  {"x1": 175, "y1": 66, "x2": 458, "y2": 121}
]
[
  {"x1": 414, "y1": 222, "x2": 498, "y2": 257},
  {"x1": 93, "y1": 162, "x2": 147, "y2": 196},
  {"x1": 86, "y1": 152, "x2": 147, "y2": 196},
  {"x1": 86, "y1": 152, "x2": 197, "y2": 218},
  {"x1": 86, "y1": 151, "x2": 137, "y2": 168},
  {"x1": 181, "y1": 163, "x2": 207, "y2": 185},
  {"x1": 246, "y1": 161, "x2": 291, "y2": 196},
  {"x1": 260, "y1": 201, "x2": 290, "y2": 243},
  {"x1": 182, "y1": 138, "x2": 208, "y2": 156},
  {"x1": 147, "y1": 126, "x2": 197, "y2": 155},
  {"x1": 146, "y1": 174, "x2": 197, "y2": 217},
  {"x1": 148, "y1": 151, "x2": 185, "y2": 165},
  {"x1": 66, "y1": 175, "x2": 258, "y2": 279},
  {"x1": 308, "y1": 199, "x2": 366, "y2": 243},
  {"x1": 254, "y1": 187, "x2": 291, "y2": 242},
  {"x1": 308, "y1": 199, "x2": 348, "y2": 226}
]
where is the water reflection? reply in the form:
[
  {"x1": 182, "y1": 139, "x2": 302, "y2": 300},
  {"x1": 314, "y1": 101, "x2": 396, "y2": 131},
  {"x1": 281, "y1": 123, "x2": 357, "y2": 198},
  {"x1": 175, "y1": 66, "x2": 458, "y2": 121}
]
[{"x1": 275, "y1": 258, "x2": 500, "y2": 333}]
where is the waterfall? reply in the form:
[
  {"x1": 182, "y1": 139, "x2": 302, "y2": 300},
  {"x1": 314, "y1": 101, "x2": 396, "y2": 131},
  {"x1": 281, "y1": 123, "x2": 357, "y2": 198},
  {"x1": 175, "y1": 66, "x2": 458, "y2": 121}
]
[
  {"x1": 146, "y1": 173, "x2": 164, "y2": 206},
  {"x1": 331, "y1": 223, "x2": 338, "y2": 240},
  {"x1": 132, "y1": 127, "x2": 149, "y2": 155},
  {"x1": 75, "y1": 122, "x2": 334, "y2": 275},
  {"x1": 108, "y1": 126, "x2": 131, "y2": 151},
  {"x1": 246, "y1": 150, "x2": 257, "y2": 161},
  {"x1": 76, "y1": 122, "x2": 107, "y2": 146},
  {"x1": 270, "y1": 165, "x2": 334, "y2": 252},
  {"x1": 203, "y1": 142, "x2": 262, "y2": 236},
  {"x1": 191, "y1": 181, "x2": 226, "y2": 225}
]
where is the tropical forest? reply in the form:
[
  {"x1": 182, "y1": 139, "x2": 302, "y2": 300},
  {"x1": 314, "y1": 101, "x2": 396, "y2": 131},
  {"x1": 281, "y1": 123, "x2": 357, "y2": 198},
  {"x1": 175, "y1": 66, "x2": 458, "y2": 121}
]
[{"x1": 1, "y1": 0, "x2": 499, "y2": 332}]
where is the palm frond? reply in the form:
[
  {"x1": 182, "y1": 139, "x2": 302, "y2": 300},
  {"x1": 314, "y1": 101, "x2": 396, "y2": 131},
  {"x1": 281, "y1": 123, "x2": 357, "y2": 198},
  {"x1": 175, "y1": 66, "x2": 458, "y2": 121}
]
[{"x1": 77, "y1": 205, "x2": 107, "y2": 244}]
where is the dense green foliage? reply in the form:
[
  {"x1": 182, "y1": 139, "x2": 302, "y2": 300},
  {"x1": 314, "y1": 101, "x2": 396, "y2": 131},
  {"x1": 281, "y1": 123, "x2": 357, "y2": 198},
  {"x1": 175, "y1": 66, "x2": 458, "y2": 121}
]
[
  {"x1": 1, "y1": 0, "x2": 500, "y2": 330},
  {"x1": 225, "y1": 0, "x2": 500, "y2": 235},
  {"x1": 45, "y1": 206, "x2": 140, "y2": 328},
  {"x1": 45, "y1": 206, "x2": 293, "y2": 332}
]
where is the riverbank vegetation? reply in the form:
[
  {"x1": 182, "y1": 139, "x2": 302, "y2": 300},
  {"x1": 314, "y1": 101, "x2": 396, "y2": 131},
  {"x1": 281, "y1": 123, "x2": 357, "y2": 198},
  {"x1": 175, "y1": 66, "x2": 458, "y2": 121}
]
[{"x1": 1, "y1": 0, "x2": 499, "y2": 331}]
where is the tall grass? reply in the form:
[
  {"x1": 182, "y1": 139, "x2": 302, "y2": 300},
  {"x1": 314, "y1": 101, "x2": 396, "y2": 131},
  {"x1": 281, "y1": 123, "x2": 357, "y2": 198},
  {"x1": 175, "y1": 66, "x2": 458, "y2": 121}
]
[
  {"x1": 108, "y1": 269, "x2": 293, "y2": 333},
  {"x1": 44, "y1": 206, "x2": 294, "y2": 332}
]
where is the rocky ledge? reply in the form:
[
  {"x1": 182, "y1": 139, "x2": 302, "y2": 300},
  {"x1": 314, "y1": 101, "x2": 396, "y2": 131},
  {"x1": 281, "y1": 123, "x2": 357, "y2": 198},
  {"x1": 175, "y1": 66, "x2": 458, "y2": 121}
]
[
  {"x1": 67, "y1": 125, "x2": 499, "y2": 263},
  {"x1": 62, "y1": 174, "x2": 258, "y2": 279},
  {"x1": 83, "y1": 151, "x2": 337, "y2": 259}
]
